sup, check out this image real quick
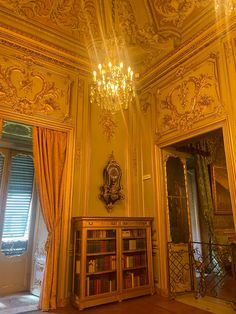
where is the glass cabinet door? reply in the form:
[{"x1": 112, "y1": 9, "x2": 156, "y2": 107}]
[
  {"x1": 85, "y1": 229, "x2": 117, "y2": 296},
  {"x1": 73, "y1": 230, "x2": 81, "y2": 297},
  {"x1": 122, "y1": 228, "x2": 148, "y2": 289}
]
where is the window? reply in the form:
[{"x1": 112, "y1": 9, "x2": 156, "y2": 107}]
[{"x1": 0, "y1": 149, "x2": 34, "y2": 256}]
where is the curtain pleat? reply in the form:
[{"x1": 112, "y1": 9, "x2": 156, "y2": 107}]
[
  {"x1": 33, "y1": 127, "x2": 67, "y2": 310},
  {"x1": 194, "y1": 153, "x2": 215, "y2": 240}
]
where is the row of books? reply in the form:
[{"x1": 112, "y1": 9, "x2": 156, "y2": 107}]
[
  {"x1": 87, "y1": 229, "x2": 116, "y2": 239},
  {"x1": 123, "y1": 254, "x2": 146, "y2": 268},
  {"x1": 86, "y1": 277, "x2": 116, "y2": 296},
  {"x1": 87, "y1": 240, "x2": 116, "y2": 253},
  {"x1": 87, "y1": 255, "x2": 116, "y2": 273},
  {"x1": 122, "y1": 229, "x2": 146, "y2": 238},
  {"x1": 123, "y1": 239, "x2": 146, "y2": 250},
  {"x1": 123, "y1": 272, "x2": 147, "y2": 289}
]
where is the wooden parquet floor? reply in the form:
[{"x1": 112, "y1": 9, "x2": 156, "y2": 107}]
[{"x1": 19, "y1": 294, "x2": 213, "y2": 314}]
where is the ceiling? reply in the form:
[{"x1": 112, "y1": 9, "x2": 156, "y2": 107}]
[{"x1": 0, "y1": 0, "x2": 227, "y2": 75}]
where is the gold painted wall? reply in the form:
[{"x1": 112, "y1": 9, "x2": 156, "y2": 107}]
[
  {"x1": 137, "y1": 16, "x2": 236, "y2": 296},
  {"x1": 2, "y1": 0, "x2": 236, "y2": 304}
]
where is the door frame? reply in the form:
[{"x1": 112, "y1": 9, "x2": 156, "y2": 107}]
[
  {"x1": 0, "y1": 110, "x2": 75, "y2": 306},
  {"x1": 153, "y1": 118, "x2": 236, "y2": 297}
]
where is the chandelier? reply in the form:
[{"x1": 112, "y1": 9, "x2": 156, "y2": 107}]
[
  {"x1": 90, "y1": 60, "x2": 135, "y2": 113},
  {"x1": 215, "y1": 0, "x2": 236, "y2": 15}
]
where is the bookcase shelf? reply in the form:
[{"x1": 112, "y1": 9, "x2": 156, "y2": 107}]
[{"x1": 72, "y1": 217, "x2": 154, "y2": 310}]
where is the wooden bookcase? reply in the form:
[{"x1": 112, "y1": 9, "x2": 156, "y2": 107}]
[{"x1": 71, "y1": 217, "x2": 155, "y2": 310}]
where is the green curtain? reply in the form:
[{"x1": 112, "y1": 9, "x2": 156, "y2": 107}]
[{"x1": 194, "y1": 152, "x2": 215, "y2": 242}]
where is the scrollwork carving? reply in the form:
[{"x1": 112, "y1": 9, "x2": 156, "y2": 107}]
[
  {"x1": 161, "y1": 73, "x2": 224, "y2": 131},
  {"x1": 117, "y1": 0, "x2": 173, "y2": 66},
  {"x1": 153, "y1": 0, "x2": 210, "y2": 28},
  {"x1": 99, "y1": 111, "x2": 118, "y2": 142},
  {"x1": 2, "y1": 0, "x2": 99, "y2": 43},
  {"x1": 0, "y1": 55, "x2": 67, "y2": 117}
]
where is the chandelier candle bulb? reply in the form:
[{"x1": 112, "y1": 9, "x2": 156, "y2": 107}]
[{"x1": 90, "y1": 59, "x2": 135, "y2": 112}]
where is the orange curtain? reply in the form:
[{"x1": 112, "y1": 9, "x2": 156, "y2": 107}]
[{"x1": 33, "y1": 127, "x2": 67, "y2": 310}]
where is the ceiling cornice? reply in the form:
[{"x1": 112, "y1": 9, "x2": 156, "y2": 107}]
[{"x1": 137, "y1": 15, "x2": 236, "y2": 91}]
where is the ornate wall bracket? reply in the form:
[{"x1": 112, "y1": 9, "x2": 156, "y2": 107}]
[{"x1": 99, "y1": 152, "x2": 124, "y2": 213}]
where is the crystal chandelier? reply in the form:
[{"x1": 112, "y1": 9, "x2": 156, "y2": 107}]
[
  {"x1": 215, "y1": 0, "x2": 236, "y2": 15},
  {"x1": 90, "y1": 60, "x2": 135, "y2": 112}
]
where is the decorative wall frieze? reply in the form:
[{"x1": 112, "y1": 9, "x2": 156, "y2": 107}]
[
  {"x1": 0, "y1": 54, "x2": 73, "y2": 122},
  {"x1": 160, "y1": 73, "x2": 223, "y2": 131},
  {"x1": 0, "y1": 0, "x2": 224, "y2": 77},
  {"x1": 0, "y1": 0, "x2": 99, "y2": 44},
  {"x1": 99, "y1": 111, "x2": 118, "y2": 142},
  {"x1": 152, "y1": 0, "x2": 211, "y2": 28},
  {"x1": 0, "y1": 34, "x2": 89, "y2": 77},
  {"x1": 154, "y1": 54, "x2": 225, "y2": 138},
  {"x1": 140, "y1": 17, "x2": 236, "y2": 88}
]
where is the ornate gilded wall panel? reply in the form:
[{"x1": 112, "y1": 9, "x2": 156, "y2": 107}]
[
  {"x1": 154, "y1": 54, "x2": 225, "y2": 140},
  {"x1": 0, "y1": 0, "x2": 96, "y2": 44},
  {"x1": 0, "y1": 52, "x2": 74, "y2": 123}
]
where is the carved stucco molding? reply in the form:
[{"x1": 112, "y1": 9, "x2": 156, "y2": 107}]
[
  {"x1": 0, "y1": 54, "x2": 71, "y2": 120},
  {"x1": 117, "y1": 0, "x2": 174, "y2": 68},
  {"x1": 99, "y1": 111, "x2": 118, "y2": 142},
  {"x1": 0, "y1": 36, "x2": 88, "y2": 76},
  {"x1": 1, "y1": 0, "x2": 99, "y2": 44},
  {"x1": 159, "y1": 73, "x2": 224, "y2": 132},
  {"x1": 153, "y1": 0, "x2": 211, "y2": 28}
]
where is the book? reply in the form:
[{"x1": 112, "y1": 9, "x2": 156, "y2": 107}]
[{"x1": 122, "y1": 230, "x2": 131, "y2": 237}]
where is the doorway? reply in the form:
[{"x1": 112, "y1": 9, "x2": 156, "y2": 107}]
[
  {"x1": 163, "y1": 128, "x2": 236, "y2": 303},
  {"x1": 0, "y1": 121, "x2": 46, "y2": 311}
]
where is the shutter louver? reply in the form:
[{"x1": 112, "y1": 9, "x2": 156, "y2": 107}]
[
  {"x1": 0, "y1": 154, "x2": 5, "y2": 186},
  {"x1": 1, "y1": 154, "x2": 34, "y2": 255}
]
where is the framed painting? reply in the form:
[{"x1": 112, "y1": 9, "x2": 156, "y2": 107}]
[{"x1": 212, "y1": 165, "x2": 232, "y2": 215}]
